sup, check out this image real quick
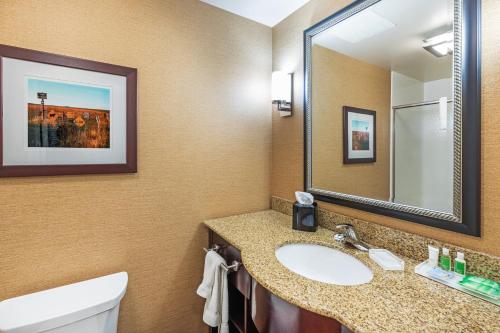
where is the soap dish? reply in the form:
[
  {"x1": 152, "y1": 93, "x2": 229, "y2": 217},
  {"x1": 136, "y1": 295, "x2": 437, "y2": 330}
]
[{"x1": 369, "y1": 249, "x2": 405, "y2": 271}]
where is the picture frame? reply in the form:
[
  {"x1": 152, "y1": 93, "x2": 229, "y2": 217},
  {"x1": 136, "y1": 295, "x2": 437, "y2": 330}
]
[
  {"x1": 0, "y1": 44, "x2": 137, "y2": 177},
  {"x1": 343, "y1": 106, "x2": 376, "y2": 164}
]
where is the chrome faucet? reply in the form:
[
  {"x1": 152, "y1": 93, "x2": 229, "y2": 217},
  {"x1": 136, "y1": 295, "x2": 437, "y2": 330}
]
[{"x1": 333, "y1": 224, "x2": 371, "y2": 252}]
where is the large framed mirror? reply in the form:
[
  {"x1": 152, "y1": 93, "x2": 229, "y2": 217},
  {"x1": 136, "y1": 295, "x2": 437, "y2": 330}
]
[{"x1": 304, "y1": 0, "x2": 480, "y2": 235}]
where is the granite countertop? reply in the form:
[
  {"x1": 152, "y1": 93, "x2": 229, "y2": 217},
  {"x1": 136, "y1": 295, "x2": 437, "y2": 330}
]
[{"x1": 204, "y1": 210, "x2": 500, "y2": 333}]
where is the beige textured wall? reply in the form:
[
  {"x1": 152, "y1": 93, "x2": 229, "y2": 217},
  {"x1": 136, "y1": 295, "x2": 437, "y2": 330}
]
[
  {"x1": 312, "y1": 45, "x2": 391, "y2": 200},
  {"x1": 0, "y1": 1, "x2": 271, "y2": 332},
  {"x1": 272, "y1": 0, "x2": 500, "y2": 256}
]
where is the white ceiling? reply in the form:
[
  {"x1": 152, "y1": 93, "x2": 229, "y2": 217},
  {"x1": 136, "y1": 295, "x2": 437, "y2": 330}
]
[
  {"x1": 200, "y1": 0, "x2": 311, "y2": 27},
  {"x1": 313, "y1": 0, "x2": 453, "y2": 81}
]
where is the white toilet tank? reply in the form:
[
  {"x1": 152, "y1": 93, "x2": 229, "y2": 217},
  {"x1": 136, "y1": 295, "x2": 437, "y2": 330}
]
[{"x1": 0, "y1": 272, "x2": 128, "y2": 333}]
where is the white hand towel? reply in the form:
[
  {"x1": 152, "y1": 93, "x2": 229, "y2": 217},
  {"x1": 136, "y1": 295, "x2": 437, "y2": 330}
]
[
  {"x1": 198, "y1": 251, "x2": 229, "y2": 333},
  {"x1": 197, "y1": 250, "x2": 224, "y2": 299},
  {"x1": 219, "y1": 271, "x2": 229, "y2": 333}
]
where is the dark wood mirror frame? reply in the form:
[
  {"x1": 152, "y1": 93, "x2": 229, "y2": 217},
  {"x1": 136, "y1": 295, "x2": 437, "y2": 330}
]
[{"x1": 303, "y1": 0, "x2": 481, "y2": 236}]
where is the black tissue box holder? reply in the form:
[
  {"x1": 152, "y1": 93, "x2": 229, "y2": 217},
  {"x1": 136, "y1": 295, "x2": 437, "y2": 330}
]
[{"x1": 292, "y1": 202, "x2": 318, "y2": 232}]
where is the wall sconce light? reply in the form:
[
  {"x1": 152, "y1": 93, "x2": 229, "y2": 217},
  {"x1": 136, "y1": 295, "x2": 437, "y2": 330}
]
[{"x1": 272, "y1": 71, "x2": 293, "y2": 117}]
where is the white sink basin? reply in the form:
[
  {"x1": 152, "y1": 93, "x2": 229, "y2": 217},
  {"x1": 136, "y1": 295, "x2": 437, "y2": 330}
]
[{"x1": 275, "y1": 243, "x2": 373, "y2": 285}]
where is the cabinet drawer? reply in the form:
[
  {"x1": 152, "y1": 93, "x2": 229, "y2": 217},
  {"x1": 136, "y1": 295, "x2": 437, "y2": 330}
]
[{"x1": 210, "y1": 232, "x2": 251, "y2": 299}]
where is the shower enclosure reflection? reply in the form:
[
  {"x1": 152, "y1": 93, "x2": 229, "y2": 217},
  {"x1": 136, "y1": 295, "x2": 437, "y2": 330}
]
[{"x1": 391, "y1": 70, "x2": 454, "y2": 214}]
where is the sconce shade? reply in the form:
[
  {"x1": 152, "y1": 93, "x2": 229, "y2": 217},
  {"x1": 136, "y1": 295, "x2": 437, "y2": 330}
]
[{"x1": 272, "y1": 71, "x2": 292, "y2": 102}]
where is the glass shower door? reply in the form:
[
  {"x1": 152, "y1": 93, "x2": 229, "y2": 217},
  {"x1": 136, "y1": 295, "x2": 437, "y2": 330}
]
[{"x1": 392, "y1": 101, "x2": 454, "y2": 213}]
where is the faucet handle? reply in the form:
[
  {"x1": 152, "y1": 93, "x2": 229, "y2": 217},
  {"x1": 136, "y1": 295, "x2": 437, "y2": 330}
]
[{"x1": 335, "y1": 223, "x2": 358, "y2": 240}]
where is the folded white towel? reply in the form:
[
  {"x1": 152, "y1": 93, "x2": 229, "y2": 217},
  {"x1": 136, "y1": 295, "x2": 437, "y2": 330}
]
[
  {"x1": 197, "y1": 251, "x2": 224, "y2": 298},
  {"x1": 197, "y1": 251, "x2": 229, "y2": 333}
]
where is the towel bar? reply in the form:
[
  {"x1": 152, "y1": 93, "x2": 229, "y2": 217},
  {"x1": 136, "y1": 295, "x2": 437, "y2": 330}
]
[
  {"x1": 203, "y1": 244, "x2": 224, "y2": 253},
  {"x1": 203, "y1": 245, "x2": 241, "y2": 272}
]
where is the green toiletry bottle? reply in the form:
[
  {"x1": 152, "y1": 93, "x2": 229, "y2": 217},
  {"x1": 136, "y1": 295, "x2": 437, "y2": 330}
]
[
  {"x1": 440, "y1": 247, "x2": 451, "y2": 271},
  {"x1": 454, "y1": 251, "x2": 466, "y2": 275}
]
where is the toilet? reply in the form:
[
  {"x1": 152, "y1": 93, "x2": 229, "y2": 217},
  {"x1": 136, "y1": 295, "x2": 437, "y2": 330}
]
[{"x1": 0, "y1": 272, "x2": 128, "y2": 333}]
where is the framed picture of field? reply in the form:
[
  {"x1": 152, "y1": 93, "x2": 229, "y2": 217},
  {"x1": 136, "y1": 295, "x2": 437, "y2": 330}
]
[
  {"x1": 343, "y1": 106, "x2": 376, "y2": 164},
  {"x1": 0, "y1": 44, "x2": 137, "y2": 177}
]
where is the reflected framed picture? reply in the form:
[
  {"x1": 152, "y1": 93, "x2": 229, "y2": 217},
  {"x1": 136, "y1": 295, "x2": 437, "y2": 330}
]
[
  {"x1": 0, "y1": 44, "x2": 137, "y2": 177},
  {"x1": 343, "y1": 106, "x2": 376, "y2": 164}
]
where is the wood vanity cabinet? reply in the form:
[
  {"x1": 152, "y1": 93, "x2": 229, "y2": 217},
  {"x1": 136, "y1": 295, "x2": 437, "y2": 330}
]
[
  {"x1": 207, "y1": 230, "x2": 350, "y2": 333},
  {"x1": 251, "y1": 280, "x2": 342, "y2": 333}
]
